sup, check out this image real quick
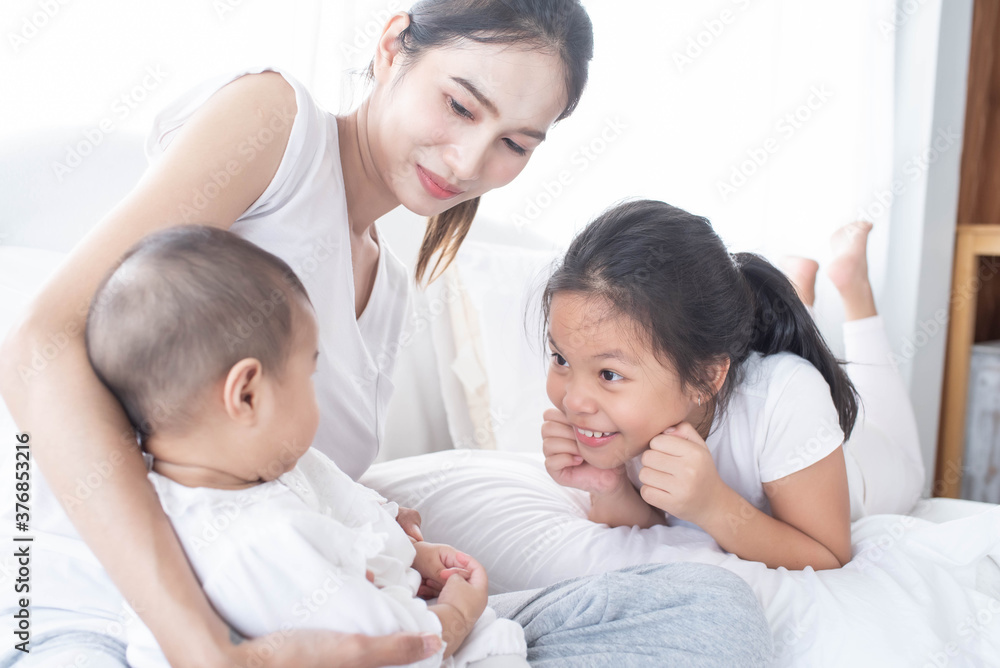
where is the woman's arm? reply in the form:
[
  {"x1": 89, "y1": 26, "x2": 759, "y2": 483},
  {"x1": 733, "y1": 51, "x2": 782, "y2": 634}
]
[{"x1": 0, "y1": 72, "x2": 348, "y2": 667}]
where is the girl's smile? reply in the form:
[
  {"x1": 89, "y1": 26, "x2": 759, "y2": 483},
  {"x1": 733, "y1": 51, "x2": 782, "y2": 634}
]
[{"x1": 572, "y1": 427, "x2": 618, "y2": 448}]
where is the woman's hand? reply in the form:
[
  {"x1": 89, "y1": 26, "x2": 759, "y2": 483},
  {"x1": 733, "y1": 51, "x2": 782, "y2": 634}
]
[
  {"x1": 229, "y1": 628, "x2": 442, "y2": 667},
  {"x1": 638, "y1": 422, "x2": 727, "y2": 526},
  {"x1": 542, "y1": 408, "x2": 626, "y2": 495}
]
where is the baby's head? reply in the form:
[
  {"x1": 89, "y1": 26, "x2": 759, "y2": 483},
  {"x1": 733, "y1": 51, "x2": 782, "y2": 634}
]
[{"x1": 86, "y1": 225, "x2": 320, "y2": 485}]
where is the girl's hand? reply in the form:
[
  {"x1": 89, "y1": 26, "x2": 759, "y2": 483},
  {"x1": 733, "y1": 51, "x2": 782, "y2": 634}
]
[
  {"x1": 542, "y1": 408, "x2": 626, "y2": 495},
  {"x1": 638, "y1": 422, "x2": 726, "y2": 526}
]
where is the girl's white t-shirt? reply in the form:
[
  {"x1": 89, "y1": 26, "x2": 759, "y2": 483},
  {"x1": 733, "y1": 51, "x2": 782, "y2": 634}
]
[
  {"x1": 20, "y1": 66, "x2": 412, "y2": 640},
  {"x1": 627, "y1": 351, "x2": 858, "y2": 527}
]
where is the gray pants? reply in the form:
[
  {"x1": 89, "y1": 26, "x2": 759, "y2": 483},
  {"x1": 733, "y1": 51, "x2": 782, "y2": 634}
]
[
  {"x1": 3, "y1": 564, "x2": 771, "y2": 667},
  {"x1": 491, "y1": 563, "x2": 772, "y2": 667}
]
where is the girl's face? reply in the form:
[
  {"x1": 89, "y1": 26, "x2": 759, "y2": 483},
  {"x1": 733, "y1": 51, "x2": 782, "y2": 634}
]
[
  {"x1": 545, "y1": 292, "x2": 709, "y2": 470},
  {"x1": 370, "y1": 29, "x2": 569, "y2": 216}
]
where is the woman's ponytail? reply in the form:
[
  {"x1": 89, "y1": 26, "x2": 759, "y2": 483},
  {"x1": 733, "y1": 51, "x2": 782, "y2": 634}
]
[
  {"x1": 414, "y1": 197, "x2": 480, "y2": 285},
  {"x1": 733, "y1": 252, "x2": 859, "y2": 438}
]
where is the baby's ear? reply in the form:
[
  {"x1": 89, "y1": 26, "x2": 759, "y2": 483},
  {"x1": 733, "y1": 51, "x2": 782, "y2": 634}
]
[{"x1": 222, "y1": 358, "x2": 264, "y2": 421}]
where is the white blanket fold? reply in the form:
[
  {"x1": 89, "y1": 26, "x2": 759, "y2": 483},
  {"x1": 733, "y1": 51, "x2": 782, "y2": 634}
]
[{"x1": 362, "y1": 450, "x2": 1000, "y2": 667}]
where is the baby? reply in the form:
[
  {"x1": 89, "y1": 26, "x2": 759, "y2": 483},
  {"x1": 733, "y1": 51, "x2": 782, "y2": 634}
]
[{"x1": 84, "y1": 225, "x2": 526, "y2": 667}]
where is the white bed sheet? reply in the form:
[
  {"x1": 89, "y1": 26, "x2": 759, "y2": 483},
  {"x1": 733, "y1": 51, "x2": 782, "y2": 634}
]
[{"x1": 362, "y1": 450, "x2": 1000, "y2": 668}]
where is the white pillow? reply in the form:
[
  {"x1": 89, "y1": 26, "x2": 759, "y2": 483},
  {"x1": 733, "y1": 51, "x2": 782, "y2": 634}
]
[
  {"x1": 377, "y1": 213, "x2": 561, "y2": 459},
  {"x1": 446, "y1": 240, "x2": 561, "y2": 453},
  {"x1": 361, "y1": 450, "x2": 1000, "y2": 668}
]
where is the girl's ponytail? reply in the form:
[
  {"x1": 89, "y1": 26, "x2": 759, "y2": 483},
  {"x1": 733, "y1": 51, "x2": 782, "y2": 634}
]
[
  {"x1": 733, "y1": 252, "x2": 859, "y2": 438},
  {"x1": 542, "y1": 200, "x2": 859, "y2": 441}
]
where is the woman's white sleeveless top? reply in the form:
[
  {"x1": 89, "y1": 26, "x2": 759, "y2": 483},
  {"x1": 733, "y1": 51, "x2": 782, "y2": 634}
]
[{"x1": 146, "y1": 65, "x2": 410, "y2": 480}]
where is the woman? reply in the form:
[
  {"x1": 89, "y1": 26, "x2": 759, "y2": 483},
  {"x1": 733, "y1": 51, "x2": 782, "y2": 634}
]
[{"x1": 0, "y1": 2, "x2": 772, "y2": 666}]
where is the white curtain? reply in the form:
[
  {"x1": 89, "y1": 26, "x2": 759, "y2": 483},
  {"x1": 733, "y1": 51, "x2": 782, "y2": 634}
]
[
  {"x1": 312, "y1": 0, "x2": 899, "y2": 355},
  {"x1": 3, "y1": 0, "x2": 897, "y2": 276},
  {"x1": 0, "y1": 0, "x2": 965, "y2": 480},
  {"x1": 458, "y1": 0, "x2": 897, "y2": 356}
]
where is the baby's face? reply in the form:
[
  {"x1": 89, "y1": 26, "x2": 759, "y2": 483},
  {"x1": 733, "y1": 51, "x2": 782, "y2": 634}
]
[
  {"x1": 545, "y1": 292, "x2": 702, "y2": 470},
  {"x1": 246, "y1": 305, "x2": 321, "y2": 481}
]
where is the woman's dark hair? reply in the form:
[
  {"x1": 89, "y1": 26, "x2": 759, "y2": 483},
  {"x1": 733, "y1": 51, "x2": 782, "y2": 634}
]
[
  {"x1": 542, "y1": 199, "x2": 860, "y2": 439},
  {"x1": 368, "y1": 0, "x2": 594, "y2": 284}
]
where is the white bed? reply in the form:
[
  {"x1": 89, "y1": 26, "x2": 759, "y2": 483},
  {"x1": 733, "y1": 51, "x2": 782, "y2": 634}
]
[
  {"x1": 1, "y1": 219, "x2": 999, "y2": 667},
  {"x1": 361, "y1": 221, "x2": 1000, "y2": 667}
]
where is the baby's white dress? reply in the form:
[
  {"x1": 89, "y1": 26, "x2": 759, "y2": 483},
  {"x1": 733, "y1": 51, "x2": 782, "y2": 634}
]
[{"x1": 125, "y1": 449, "x2": 526, "y2": 668}]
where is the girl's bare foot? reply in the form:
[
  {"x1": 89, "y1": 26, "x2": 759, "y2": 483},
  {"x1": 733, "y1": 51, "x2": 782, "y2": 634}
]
[
  {"x1": 780, "y1": 257, "x2": 820, "y2": 307},
  {"x1": 827, "y1": 221, "x2": 877, "y2": 321}
]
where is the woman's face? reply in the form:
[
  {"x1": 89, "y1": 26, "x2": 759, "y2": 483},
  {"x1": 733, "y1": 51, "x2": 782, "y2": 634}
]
[{"x1": 370, "y1": 32, "x2": 569, "y2": 216}]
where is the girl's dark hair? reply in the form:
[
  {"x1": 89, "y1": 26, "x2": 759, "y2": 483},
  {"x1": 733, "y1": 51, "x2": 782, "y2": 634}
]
[
  {"x1": 542, "y1": 200, "x2": 860, "y2": 439},
  {"x1": 368, "y1": 0, "x2": 594, "y2": 284}
]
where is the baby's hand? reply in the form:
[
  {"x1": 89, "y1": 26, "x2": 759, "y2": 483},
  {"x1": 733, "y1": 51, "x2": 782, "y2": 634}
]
[
  {"x1": 412, "y1": 542, "x2": 472, "y2": 599},
  {"x1": 638, "y1": 422, "x2": 725, "y2": 526},
  {"x1": 396, "y1": 505, "x2": 424, "y2": 541},
  {"x1": 436, "y1": 552, "x2": 488, "y2": 629},
  {"x1": 542, "y1": 408, "x2": 627, "y2": 495}
]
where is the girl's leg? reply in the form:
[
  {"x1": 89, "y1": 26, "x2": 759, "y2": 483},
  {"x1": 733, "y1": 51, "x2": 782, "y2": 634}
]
[
  {"x1": 827, "y1": 221, "x2": 877, "y2": 322},
  {"x1": 785, "y1": 222, "x2": 924, "y2": 518},
  {"x1": 827, "y1": 222, "x2": 924, "y2": 516},
  {"x1": 489, "y1": 563, "x2": 773, "y2": 667},
  {"x1": 780, "y1": 257, "x2": 819, "y2": 309}
]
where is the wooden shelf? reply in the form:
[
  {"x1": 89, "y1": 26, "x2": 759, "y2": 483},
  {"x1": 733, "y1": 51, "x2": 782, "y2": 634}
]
[
  {"x1": 935, "y1": 224, "x2": 1000, "y2": 497},
  {"x1": 935, "y1": 0, "x2": 1000, "y2": 498}
]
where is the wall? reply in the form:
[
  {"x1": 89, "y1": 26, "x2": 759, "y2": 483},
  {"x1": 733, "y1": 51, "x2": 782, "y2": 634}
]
[{"x1": 879, "y1": 0, "x2": 973, "y2": 494}]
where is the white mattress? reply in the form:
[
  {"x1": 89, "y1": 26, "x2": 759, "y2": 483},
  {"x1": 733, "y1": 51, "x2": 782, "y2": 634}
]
[{"x1": 364, "y1": 450, "x2": 1000, "y2": 668}]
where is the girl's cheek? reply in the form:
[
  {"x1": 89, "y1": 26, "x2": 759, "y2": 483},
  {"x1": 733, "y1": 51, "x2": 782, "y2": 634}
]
[{"x1": 546, "y1": 371, "x2": 564, "y2": 409}]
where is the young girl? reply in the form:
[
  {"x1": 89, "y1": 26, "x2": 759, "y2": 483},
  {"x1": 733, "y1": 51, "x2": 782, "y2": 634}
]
[{"x1": 540, "y1": 199, "x2": 925, "y2": 571}]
